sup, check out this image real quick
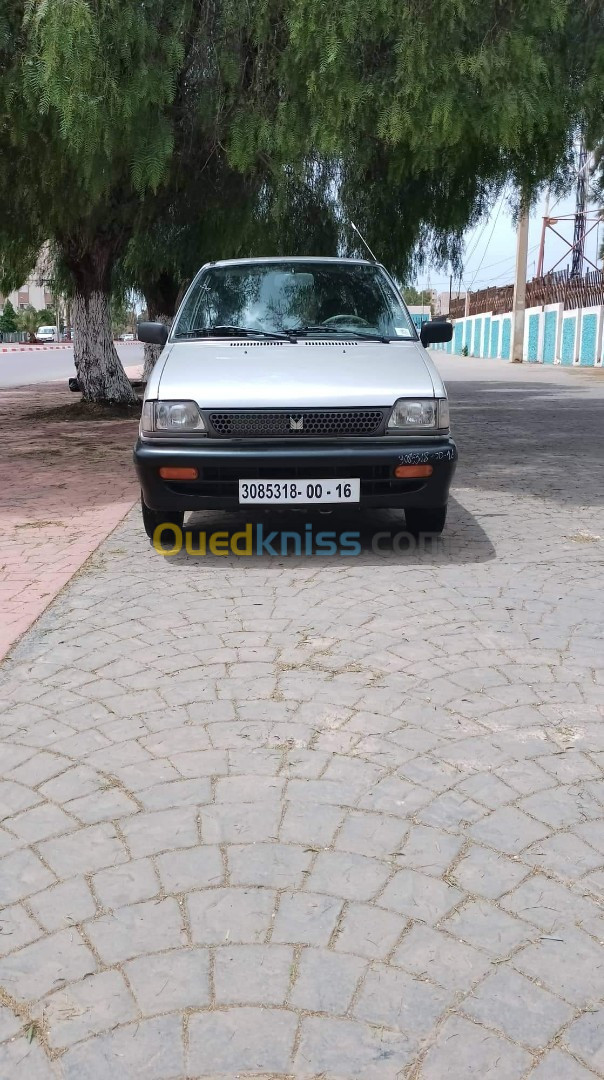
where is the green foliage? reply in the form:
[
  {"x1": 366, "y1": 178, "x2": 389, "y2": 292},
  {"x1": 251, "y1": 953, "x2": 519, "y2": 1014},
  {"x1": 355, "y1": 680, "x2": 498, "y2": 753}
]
[
  {"x1": 402, "y1": 286, "x2": 430, "y2": 308},
  {"x1": 0, "y1": 298, "x2": 18, "y2": 332}
]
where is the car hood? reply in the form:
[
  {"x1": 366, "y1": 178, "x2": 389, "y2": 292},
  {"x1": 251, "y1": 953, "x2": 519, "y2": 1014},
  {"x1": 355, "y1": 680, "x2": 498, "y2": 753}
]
[{"x1": 154, "y1": 339, "x2": 438, "y2": 408}]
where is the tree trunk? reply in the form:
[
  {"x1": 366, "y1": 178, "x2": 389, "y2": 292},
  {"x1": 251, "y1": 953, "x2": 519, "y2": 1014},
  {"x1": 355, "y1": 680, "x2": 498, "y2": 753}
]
[
  {"x1": 143, "y1": 313, "x2": 173, "y2": 383},
  {"x1": 72, "y1": 291, "x2": 137, "y2": 404},
  {"x1": 142, "y1": 272, "x2": 182, "y2": 383}
]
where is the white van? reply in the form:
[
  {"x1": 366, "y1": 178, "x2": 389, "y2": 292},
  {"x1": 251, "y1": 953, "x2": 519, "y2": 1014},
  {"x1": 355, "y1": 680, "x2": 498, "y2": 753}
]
[{"x1": 35, "y1": 326, "x2": 58, "y2": 343}]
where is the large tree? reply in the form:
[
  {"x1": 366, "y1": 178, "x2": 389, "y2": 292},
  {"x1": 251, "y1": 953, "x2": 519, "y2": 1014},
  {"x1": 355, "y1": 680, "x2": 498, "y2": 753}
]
[{"x1": 1, "y1": 0, "x2": 602, "y2": 402}]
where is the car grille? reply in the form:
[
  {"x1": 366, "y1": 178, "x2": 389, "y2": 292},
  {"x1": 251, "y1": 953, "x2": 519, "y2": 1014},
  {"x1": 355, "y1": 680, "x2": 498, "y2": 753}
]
[{"x1": 207, "y1": 409, "x2": 386, "y2": 438}]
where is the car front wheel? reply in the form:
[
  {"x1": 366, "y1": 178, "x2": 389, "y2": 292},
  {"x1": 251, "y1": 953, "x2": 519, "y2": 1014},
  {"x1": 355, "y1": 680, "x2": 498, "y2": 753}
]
[
  {"x1": 141, "y1": 494, "x2": 184, "y2": 539},
  {"x1": 405, "y1": 505, "x2": 447, "y2": 536}
]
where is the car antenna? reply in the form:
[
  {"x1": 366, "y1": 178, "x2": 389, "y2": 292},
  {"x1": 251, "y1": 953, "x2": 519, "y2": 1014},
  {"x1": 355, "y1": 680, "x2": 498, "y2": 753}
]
[{"x1": 350, "y1": 221, "x2": 379, "y2": 263}]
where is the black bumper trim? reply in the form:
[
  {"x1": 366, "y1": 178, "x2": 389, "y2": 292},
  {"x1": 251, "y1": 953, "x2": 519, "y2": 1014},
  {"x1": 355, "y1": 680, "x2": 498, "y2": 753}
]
[{"x1": 134, "y1": 438, "x2": 457, "y2": 511}]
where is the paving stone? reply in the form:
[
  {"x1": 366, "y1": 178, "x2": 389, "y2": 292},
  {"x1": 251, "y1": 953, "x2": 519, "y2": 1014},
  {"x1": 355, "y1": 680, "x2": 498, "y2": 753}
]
[
  {"x1": 0, "y1": 904, "x2": 42, "y2": 957},
  {"x1": 272, "y1": 891, "x2": 342, "y2": 945},
  {"x1": 289, "y1": 947, "x2": 366, "y2": 1013},
  {"x1": 0, "y1": 780, "x2": 41, "y2": 817},
  {"x1": 40, "y1": 970, "x2": 138, "y2": 1049},
  {"x1": 65, "y1": 787, "x2": 139, "y2": 823},
  {"x1": 5, "y1": 803, "x2": 76, "y2": 843},
  {"x1": 120, "y1": 807, "x2": 198, "y2": 857},
  {"x1": 61, "y1": 1014, "x2": 184, "y2": 1079},
  {"x1": 393, "y1": 824, "x2": 463, "y2": 876},
  {"x1": 456, "y1": 771, "x2": 518, "y2": 809},
  {"x1": 334, "y1": 902, "x2": 406, "y2": 959},
  {"x1": 357, "y1": 776, "x2": 432, "y2": 817},
  {"x1": 85, "y1": 897, "x2": 184, "y2": 964},
  {"x1": 214, "y1": 943, "x2": 293, "y2": 1004},
  {"x1": 463, "y1": 967, "x2": 573, "y2": 1049},
  {"x1": 305, "y1": 851, "x2": 391, "y2": 901},
  {"x1": 168, "y1": 748, "x2": 228, "y2": 777},
  {"x1": 416, "y1": 790, "x2": 487, "y2": 828},
  {"x1": 39, "y1": 765, "x2": 103, "y2": 803},
  {"x1": 468, "y1": 806, "x2": 551, "y2": 854},
  {"x1": 564, "y1": 1009, "x2": 604, "y2": 1073},
  {"x1": 0, "y1": 927, "x2": 96, "y2": 999},
  {"x1": 501, "y1": 874, "x2": 601, "y2": 933},
  {"x1": 0, "y1": 1005, "x2": 22, "y2": 1042},
  {"x1": 38, "y1": 822, "x2": 127, "y2": 877},
  {"x1": 379, "y1": 868, "x2": 463, "y2": 923},
  {"x1": 513, "y1": 926, "x2": 604, "y2": 1006},
  {"x1": 529, "y1": 1049, "x2": 598, "y2": 1079},
  {"x1": 452, "y1": 845, "x2": 529, "y2": 899},
  {"x1": 279, "y1": 801, "x2": 344, "y2": 847},
  {"x1": 199, "y1": 801, "x2": 281, "y2": 844},
  {"x1": 7, "y1": 751, "x2": 69, "y2": 786},
  {"x1": 334, "y1": 810, "x2": 406, "y2": 858},
  {"x1": 294, "y1": 1015, "x2": 415, "y2": 1078},
  {"x1": 0, "y1": 1038, "x2": 59, "y2": 1079},
  {"x1": 136, "y1": 777, "x2": 212, "y2": 810},
  {"x1": 124, "y1": 947, "x2": 210, "y2": 1013},
  {"x1": 228, "y1": 843, "x2": 312, "y2": 889},
  {"x1": 0, "y1": 847, "x2": 55, "y2": 905},
  {"x1": 92, "y1": 858, "x2": 159, "y2": 908},
  {"x1": 215, "y1": 774, "x2": 285, "y2": 802},
  {"x1": 520, "y1": 787, "x2": 602, "y2": 829},
  {"x1": 392, "y1": 924, "x2": 492, "y2": 991},
  {"x1": 354, "y1": 964, "x2": 451, "y2": 1036},
  {"x1": 420, "y1": 1015, "x2": 532, "y2": 1079},
  {"x1": 28, "y1": 877, "x2": 96, "y2": 931},
  {"x1": 443, "y1": 899, "x2": 535, "y2": 956},
  {"x1": 188, "y1": 887, "x2": 276, "y2": 944},
  {"x1": 157, "y1": 846, "x2": 224, "y2": 892},
  {"x1": 188, "y1": 1008, "x2": 297, "y2": 1074}
]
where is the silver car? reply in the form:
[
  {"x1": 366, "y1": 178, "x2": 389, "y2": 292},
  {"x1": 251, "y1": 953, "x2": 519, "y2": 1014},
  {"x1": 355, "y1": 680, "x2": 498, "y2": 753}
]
[{"x1": 135, "y1": 257, "x2": 455, "y2": 538}]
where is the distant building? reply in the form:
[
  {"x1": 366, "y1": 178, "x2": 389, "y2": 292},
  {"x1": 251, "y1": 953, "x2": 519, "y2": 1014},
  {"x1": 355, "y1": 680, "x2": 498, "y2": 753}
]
[
  {"x1": 0, "y1": 248, "x2": 54, "y2": 313},
  {"x1": 432, "y1": 290, "x2": 466, "y2": 317}
]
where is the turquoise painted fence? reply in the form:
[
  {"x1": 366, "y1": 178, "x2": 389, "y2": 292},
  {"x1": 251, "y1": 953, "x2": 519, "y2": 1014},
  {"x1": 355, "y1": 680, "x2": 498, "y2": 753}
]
[
  {"x1": 490, "y1": 322, "x2": 499, "y2": 358},
  {"x1": 454, "y1": 323, "x2": 463, "y2": 354},
  {"x1": 473, "y1": 318, "x2": 482, "y2": 356},
  {"x1": 464, "y1": 320, "x2": 472, "y2": 349},
  {"x1": 501, "y1": 318, "x2": 511, "y2": 360},
  {"x1": 527, "y1": 314, "x2": 539, "y2": 361},
  {"x1": 483, "y1": 317, "x2": 491, "y2": 358},
  {"x1": 543, "y1": 311, "x2": 557, "y2": 363},
  {"x1": 580, "y1": 314, "x2": 597, "y2": 365},
  {"x1": 561, "y1": 317, "x2": 576, "y2": 365}
]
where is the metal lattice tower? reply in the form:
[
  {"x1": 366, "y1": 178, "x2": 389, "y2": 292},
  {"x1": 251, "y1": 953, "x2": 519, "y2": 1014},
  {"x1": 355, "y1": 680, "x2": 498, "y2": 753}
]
[{"x1": 571, "y1": 136, "x2": 588, "y2": 279}]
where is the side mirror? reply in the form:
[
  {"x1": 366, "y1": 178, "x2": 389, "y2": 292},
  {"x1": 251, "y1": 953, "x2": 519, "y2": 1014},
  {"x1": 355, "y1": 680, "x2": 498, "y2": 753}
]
[
  {"x1": 137, "y1": 322, "x2": 169, "y2": 346},
  {"x1": 420, "y1": 320, "x2": 453, "y2": 347}
]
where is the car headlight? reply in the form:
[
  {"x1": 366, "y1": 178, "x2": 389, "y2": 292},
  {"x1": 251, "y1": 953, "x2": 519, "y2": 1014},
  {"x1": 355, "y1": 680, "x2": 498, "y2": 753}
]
[
  {"x1": 141, "y1": 400, "x2": 206, "y2": 436},
  {"x1": 387, "y1": 398, "x2": 449, "y2": 431}
]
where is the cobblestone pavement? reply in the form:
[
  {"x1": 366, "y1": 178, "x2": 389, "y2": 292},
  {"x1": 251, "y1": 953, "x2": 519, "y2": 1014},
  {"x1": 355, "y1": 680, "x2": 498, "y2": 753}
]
[{"x1": 1, "y1": 356, "x2": 604, "y2": 1079}]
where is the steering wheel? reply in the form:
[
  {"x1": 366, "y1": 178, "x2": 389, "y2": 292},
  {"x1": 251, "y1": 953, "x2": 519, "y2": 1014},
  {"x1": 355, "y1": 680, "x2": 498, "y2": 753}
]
[{"x1": 322, "y1": 314, "x2": 372, "y2": 328}]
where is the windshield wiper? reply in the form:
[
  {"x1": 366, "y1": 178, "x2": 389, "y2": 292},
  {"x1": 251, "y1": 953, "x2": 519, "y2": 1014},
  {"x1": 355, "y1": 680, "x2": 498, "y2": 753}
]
[
  {"x1": 286, "y1": 325, "x2": 390, "y2": 343},
  {"x1": 176, "y1": 324, "x2": 292, "y2": 341}
]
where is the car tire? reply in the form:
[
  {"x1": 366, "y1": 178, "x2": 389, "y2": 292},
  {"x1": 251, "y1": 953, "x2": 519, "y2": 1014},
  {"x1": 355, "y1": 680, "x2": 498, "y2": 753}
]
[
  {"x1": 405, "y1": 505, "x2": 447, "y2": 535},
  {"x1": 141, "y1": 494, "x2": 184, "y2": 539}
]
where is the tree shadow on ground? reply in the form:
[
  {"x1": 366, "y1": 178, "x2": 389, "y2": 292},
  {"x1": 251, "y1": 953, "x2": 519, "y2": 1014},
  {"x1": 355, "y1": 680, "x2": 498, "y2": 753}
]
[{"x1": 448, "y1": 378, "x2": 604, "y2": 507}]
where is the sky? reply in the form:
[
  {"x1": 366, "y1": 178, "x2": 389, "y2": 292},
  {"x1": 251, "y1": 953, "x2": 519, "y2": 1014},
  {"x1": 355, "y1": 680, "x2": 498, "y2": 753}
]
[{"x1": 418, "y1": 186, "x2": 602, "y2": 297}]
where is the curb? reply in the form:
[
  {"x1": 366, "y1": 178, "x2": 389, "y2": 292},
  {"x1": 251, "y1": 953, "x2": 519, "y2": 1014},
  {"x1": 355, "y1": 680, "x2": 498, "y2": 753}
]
[{"x1": 1, "y1": 341, "x2": 139, "y2": 353}]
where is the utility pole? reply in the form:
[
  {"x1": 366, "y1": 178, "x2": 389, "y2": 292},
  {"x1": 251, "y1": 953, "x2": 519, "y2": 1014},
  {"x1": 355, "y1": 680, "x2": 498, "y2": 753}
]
[
  {"x1": 512, "y1": 205, "x2": 529, "y2": 363},
  {"x1": 448, "y1": 273, "x2": 452, "y2": 314}
]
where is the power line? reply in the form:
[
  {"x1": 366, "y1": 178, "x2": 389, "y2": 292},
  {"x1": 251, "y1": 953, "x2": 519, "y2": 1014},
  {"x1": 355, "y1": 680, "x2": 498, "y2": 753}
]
[{"x1": 468, "y1": 186, "x2": 508, "y2": 289}]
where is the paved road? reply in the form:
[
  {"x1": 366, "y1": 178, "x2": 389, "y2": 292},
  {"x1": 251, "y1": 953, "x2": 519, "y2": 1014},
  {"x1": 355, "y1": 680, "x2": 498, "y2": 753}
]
[
  {"x1": 0, "y1": 343, "x2": 143, "y2": 387},
  {"x1": 1, "y1": 356, "x2": 604, "y2": 1078}
]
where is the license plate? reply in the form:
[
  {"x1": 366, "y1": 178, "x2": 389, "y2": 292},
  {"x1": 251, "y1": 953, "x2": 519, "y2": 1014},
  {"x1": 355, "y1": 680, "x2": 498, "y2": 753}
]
[{"x1": 238, "y1": 478, "x2": 360, "y2": 504}]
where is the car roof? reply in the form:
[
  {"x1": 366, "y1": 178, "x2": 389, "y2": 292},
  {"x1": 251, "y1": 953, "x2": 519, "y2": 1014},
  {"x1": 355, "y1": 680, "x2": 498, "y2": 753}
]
[{"x1": 206, "y1": 256, "x2": 377, "y2": 268}]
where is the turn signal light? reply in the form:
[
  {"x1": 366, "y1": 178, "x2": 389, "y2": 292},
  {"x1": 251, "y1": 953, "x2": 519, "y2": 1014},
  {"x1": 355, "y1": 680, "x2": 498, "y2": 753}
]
[
  {"x1": 393, "y1": 464, "x2": 433, "y2": 479},
  {"x1": 159, "y1": 467, "x2": 198, "y2": 480}
]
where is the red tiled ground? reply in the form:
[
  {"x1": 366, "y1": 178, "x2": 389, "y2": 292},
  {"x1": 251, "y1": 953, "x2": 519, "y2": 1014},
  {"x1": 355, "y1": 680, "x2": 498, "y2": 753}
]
[{"x1": 0, "y1": 381, "x2": 140, "y2": 659}]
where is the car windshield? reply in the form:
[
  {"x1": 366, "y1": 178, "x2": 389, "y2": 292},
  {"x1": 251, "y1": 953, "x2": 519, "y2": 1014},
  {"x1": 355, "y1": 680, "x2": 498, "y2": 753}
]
[{"x1": 173, "y1": 262, "x2": 416, "y2": 340}]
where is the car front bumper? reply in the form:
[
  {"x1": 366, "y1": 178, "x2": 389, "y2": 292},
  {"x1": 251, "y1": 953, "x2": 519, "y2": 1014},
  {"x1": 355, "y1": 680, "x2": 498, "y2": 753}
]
[{"x1": 134, "y1": 438, "x2": 457, "y2": 511}]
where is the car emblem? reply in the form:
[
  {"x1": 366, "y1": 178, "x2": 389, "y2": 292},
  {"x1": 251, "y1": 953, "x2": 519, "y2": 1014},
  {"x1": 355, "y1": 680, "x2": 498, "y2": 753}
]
[{"x1": 289, "y1": 416, "x2": 304, "y2": 431}]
